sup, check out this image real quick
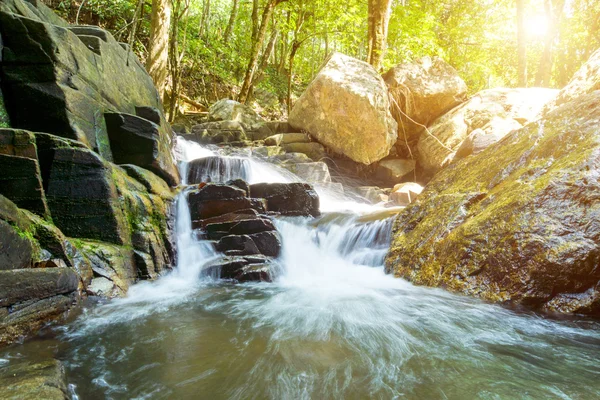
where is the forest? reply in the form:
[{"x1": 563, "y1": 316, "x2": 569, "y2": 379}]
[{"x1": 45, "y1": 0, "x2": 600, "y2": 118}]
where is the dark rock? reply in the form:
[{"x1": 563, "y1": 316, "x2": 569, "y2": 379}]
[
  {"x1": 189, "y1": 198, "x2": 266, "y2": 221},
  {"x1": 249, "y1": 183, "x2": 320, "y2": 217},
  {"x1": 204, "y1": 215, "x2": 263, "y2": 234},
  {"x1": 135, "y1": 106, "x2": 161, "y2": 125},
  {"x1": 226, "y1": 179, "x2": 250, "y2": 196},
  {"x1": 187, "y1": 183, "x2": 246, "y2": 203},
  {"x1": 104, "y1": 112, "x2": 179, "y2": 186},
  {"x1": 121, "y1": 164, "x2": 173, "y2": 200},
  {"x1": 201, "y1": 255, "x2": 273, "y2": 282},
  {"x1": 229, "y1": 218, "x2": 275, "y2": 234},
  {"x1": 0, "y1": 128, "x2": 37, "y2": 159},
  {"x1": 248, "y1": 231, "x2": 281, "y2": 257},
  {"x1": 0, "y1": 268, "x2": 78, "y2": 307},
  {"x1": 216, "y1": 235, "x2": 261, "y2": 255},
  {"x1": 0, "y1": 154, "x2": 49, "y2": 218},
  {"x1": 76, "y1": 241, "x2": 136, "y2": 295},
  {"x1": 0, "y1": 1, "x2": 171, "y2": 163},
  {"x1": 186, "y1": 156, "x2": 250, "y2": 184},
  {"x1": 0, "y1": 219, "x2": 33, "y2": 270},
  {"x1": 385, "y1": 91, "x2": 600, "y2": 315},
  {"x1": 192, "y1": 208, "x2": 259, "y2": 230}
]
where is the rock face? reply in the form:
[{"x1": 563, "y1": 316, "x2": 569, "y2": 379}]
[
  {"x1": 289, "y1": 53, "x2": 397, "y2": 165},
  {"x1": 383, "y1": 56, "x2": 467, "y2": 141},
  {"x1": 0, "y1": 0, "x2": 177, "y2": 346},
  {"x1": 417, "y1": 88, "x2": 558, "y2": 178},
  {"x1": 386, "y1": 91, "x2": 600, "y2": 315},
  {"x1": 0, "y1": 0, "x2": 178, "y2": 185}
]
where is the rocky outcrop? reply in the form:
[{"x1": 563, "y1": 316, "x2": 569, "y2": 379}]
[
  {"x1": 383, "y1": 56, "x2": 467, "y2": 141},
  {"x1": 0, "y1": 0, "x2": 178, "y2": 185},
  {"x1": 289, "y1": 53, "x2": 397, "y2": 165},
  {"x1": 417, "y1": 88, "x2": 558, "y2": 178},
  {"x1": 375, "y1": 159, "x2": 416, "y2": 184},
  {"x1": 386, "y1": 91, "x2": 600, "y2": 315}
]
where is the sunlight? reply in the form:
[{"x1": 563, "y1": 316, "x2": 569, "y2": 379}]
[{"x1": 526, "y1": 14, "x2": 549, "y2": 37}]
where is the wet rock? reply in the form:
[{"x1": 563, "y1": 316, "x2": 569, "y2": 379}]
[
  {"x1": 226, "y1": 179, "x2": 250, "y2": 195},
  {"x1": 208, "y1": 99, "x2": 264, "y2": 126},
  {"x1": 193, "y1": 209, "x2": 260, "y2": 230},
  {"x1": 216, "y1": 235, "x2": 261, "y2": 255},
  {"x1": 417, "y1": 88, "x2": 558, "y2": 178},
  {"x1": 201, "y1": 255, "x2": 273, "y2": 282},
  {"x1": 186, "y1": 156, "x2": 250, "y2": 184},
  {"x1": 0, "y1": 359, "x2": 69, "y2": 400},
  {"x1": 385, "y1": 91, "x2": 600, "y2": 315},
  {"x1": 104, "y1": 112, "x2": 179, "y2": 186},
  {"x1": 121, "y1": 165, "x2": 173, "y2": 200},
  {"x1": 245, "y1": 123, "x2": 274, "y2": 141},
  {"x1": 454, "y1": 128, "x2": 504, "y2": 160},
  {"x1": 189, "y1": 198, "x2": 267, "y2": 221},
  {"x1": 87, "y1": 277, "x2": 118, "y2": 297},
  {"x1": 76, "y1": 241, "x2": 136, "y2": 296},
  {"x1": 229, "y1": 218, "x2": 275, "y2": 234},
  {"x1": 0, "y1": 220, "x2": 34, "y2": 270},
  {"x1": 289, "y1": 53, "x2": 397, "y2": 165},
  {"x1": 187, "y1": 183, "x2": 246, "y2": 203},
  {"x1": 384, "y1": 56, "x2": 468, "y2": 141},
  {"x1": 251, "y1": 146, "x2": 285, "y2": 158},
  {"x1": 248, "y1": 231, "x2": 281, "y2": 257},
  {"x1": 356, "y1": 186, "x2": 386, "y2": 203},
  {"x1": 250, "y1": 182, "x2": 320, "y2": 217}
]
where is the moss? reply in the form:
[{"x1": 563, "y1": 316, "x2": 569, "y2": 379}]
[{"x1": 386, "y1": 92, "x2": 600, "y2": 315}]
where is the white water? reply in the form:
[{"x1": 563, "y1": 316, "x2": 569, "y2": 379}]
[{"x1": 6, "y1": 136, "x2": 599, "y2": 399}]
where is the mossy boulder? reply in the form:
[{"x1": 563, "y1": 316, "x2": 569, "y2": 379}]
[
  {"x1": 0, "y1": 359, "x2": 68, "y2": 400},
  {"x1": 385, "y1": 91, "x2": 600, "y2": 315}
]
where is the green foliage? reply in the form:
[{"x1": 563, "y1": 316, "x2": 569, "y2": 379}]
[{"x1": 46, "y1": 0, "x2": 600, "y2": 113}]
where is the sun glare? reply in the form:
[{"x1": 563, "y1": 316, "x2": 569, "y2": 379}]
[{"x1": 526, "y1": 14, "x2": 549, "y2": 37}]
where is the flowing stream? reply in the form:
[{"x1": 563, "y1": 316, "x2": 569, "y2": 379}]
[{"x1": 3, "y1": 138, "x2": 600, "y2": 399}]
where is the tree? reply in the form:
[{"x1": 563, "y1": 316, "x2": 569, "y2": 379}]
[
  {"x1": 146, "y1": 0, "x2": 172, "y2": 99},
  {"x1": 367, "y1": 0, "x2": 394, "y2": 71},
  {"x1": 238, "y1": 0, "x2": 287, "y2": 104},
  {"x1": 517, "y1": 0, "x2": 527, "y2": 86},
  {"x1": 223, "y1": 0, "x2": 239, "y2": 43},
  {"x1": 535, "y1": 0, "x2": 565, "y2": 87}
]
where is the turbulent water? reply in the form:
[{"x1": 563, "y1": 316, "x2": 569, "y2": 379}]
[{"x1": 3, "y1": 137, "x2": 600, "y2": 399}]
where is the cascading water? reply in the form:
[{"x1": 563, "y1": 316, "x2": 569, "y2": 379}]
[{"x1": 3, "y1": 137, "x2": 600, "y2": 399}]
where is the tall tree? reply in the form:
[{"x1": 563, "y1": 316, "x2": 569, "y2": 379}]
[
  {"x1": 517, "y1": 0, "x2": 527, "y2": 86},
  {"x1": 535, "y1": 0, "x2": 565, "y2": 86},
  {"x1": 223, "y1": 0, "x2": 239, "y2": 43},
  {"x1": 238, "y1": 0, "x2": 287, "y2": 104},
  {"x1": 146, "y1": 0, "x2": 172, "y2": 99},
  {"x1": 367, "y1": 0, "x2": 394, "y2": 71}
]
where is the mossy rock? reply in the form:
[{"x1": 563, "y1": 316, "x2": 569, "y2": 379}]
[{"x1": 385, "y1": 91, "x2": 600, "y2": 315}]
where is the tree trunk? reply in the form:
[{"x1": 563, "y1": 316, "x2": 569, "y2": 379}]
[
  {"x1": 251, "y1": 0, "x2": 260, "y2": 44},
  {"x1": 367, "y1": 0, "x2": 393, "y2": 71},
  {"x1": 224, "y1": 0, "x2": 239, "y2": 43},
  {"x1": 146, "y1": 0, "x2": 171, "y2": 99},
  {"x1": 516, "y1": 0, "x2": 527, "y2": 87},
  {"x1": 238, "y1": 0, "x2": 285, "y2": 104},
  {"x1": 534, "y1": 0, "x2": 565, "y2": 87},
  {"x1": 200, "y1": 0, "x2": 211, "y2": 40}
]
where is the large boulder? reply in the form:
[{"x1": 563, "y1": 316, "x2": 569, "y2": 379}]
[
  {"x1": 383, "y1": 56, "x2": 468, "y2": 141},
  {"x1": 385, "y1": 91, "x2": 600, "y2": 315},
  {"x1": 544, "y1": 48, "x2": 600, "y2": 112},
  {"x1": 0, "y1": 0, "x2": 176, "y2": 177},
  {"x1": 417, "y1": 88, "x2": 558, "y2": 178},
  {"x1": 289, "y1": 53, "x2": 397, "y2": 165}
]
